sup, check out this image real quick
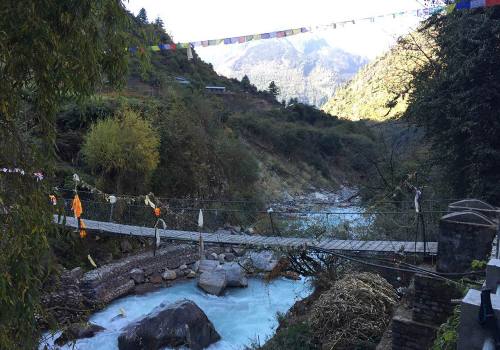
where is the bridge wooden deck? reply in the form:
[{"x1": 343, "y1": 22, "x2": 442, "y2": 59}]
[{"x1": 56, "y1": 216, "x2": 437, "y2": 255}]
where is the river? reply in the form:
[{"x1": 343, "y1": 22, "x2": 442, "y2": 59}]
[{"x1": 41, "y1": 277, "x2": 311, "y2": 350}]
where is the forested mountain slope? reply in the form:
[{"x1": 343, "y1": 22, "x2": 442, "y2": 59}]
[
  {"x1": 335, "y1": 6, "x2": 500, "y2": 205},
  {"x1": 55, "y1": 11, "x2": 380, "y2": 202},
  {"x1": 322, "y1": 28, "x2": 434, "y2": 121}
]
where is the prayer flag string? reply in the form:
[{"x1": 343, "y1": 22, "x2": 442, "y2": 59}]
[{"x1": 127, "y1": 2, "x2": 497, "y2": 55}]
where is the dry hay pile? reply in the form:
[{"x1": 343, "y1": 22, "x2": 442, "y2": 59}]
[{"x1": 308, "y1": 272, "x2": 398, "y2": 349}]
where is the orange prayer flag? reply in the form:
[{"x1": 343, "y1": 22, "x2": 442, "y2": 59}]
[
  {"x1": 72, "y1": 194, "x2": 83, "y2": 218},
  {"x1": 154, "y1": 207, "x2": 161, "y2": 217},
  {"x1": 79, "y1": 218, "x2": 87, "y2": 238}
]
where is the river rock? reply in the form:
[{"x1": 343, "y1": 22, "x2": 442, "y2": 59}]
[
  {"x1": 69, "y1": 267, "x2": 84, "y2": 280},
  {"x1": 245, "y1": 251, "x2": 278, "y2": 272},
  {"x1": 198, "y1": 270, "x2": 227, "y2": 296},
  {"x1": 117, "y1": 299, "x2": 220, "y2": 350},
  {"x1": 218, "y1": 254, "x2": 226, "y2": 264},
  {"x1": 282, "y1": 271, "x2": 300, "y2": 280},
  {"x1": 186, "y1": 270, "x2": 196, "y2": 278},
  {"x1": 129, "y1": 268, "x2": 145, "y2": 284},
  {"x1": 209, "y1": 252, "x2": 219, "y2": 260},
  {"x1": 179, "y1": 264, "x2": 188, "y2": 270},
  {"x1": 149, "y1": 273, "x2": 163, "y2": 284},
  {"x1": 221, "y1": 262, "x2": 248, "y2": 287},
  {"x1": 224, "y1": 253, "x2": 236, "y2": 262},
  {"x1": 162, "y1": 269, "x2": 177, "y2": 281},
  {"x1": 198, "y1": 259, "x2": 220, "y2": 273},
  {"x1": 55, "y1": 322, "x2": 105, "y2": 346}
]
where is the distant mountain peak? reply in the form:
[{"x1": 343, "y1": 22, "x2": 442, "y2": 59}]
[{"x1": 201, "y1": 36, "x2": 369, "y2": 107}]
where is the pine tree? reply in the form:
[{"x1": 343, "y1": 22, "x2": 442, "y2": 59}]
[
  {"x1": 137, "y1": 8, "x2": 148, "y2": 25},
  {"x1": 268, "y1": 81, "x2": 280, "y2": 98},
  {"x1": 241, "y1": 75, "x2": 250, "y2": 87},
  {"x1": 154, "y1": 17, "x2": 164, "y2": 29}
]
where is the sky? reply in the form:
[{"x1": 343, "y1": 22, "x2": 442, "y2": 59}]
[{"x1": 125, "y1": 0, "x2": 430, "y2": 59}]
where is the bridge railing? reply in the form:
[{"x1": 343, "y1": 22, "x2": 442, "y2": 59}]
[{"x1": 59, "y1": 196, "x2": 448, "y2": 242}]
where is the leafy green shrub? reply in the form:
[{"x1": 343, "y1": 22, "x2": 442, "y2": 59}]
[
  {"x1": 432, "y1": 306, "x2": 460, "y2": 350},
  {"x1": 82, "y1": 109, "x2": 160, "y2": 194}
]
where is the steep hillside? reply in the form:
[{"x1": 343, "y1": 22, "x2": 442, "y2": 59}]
[
  {"x1": 322, "y1": 28, "x2": 435, "y2": 121},
  {"x1": 55, "y1": 13, "x2": 380, "y2": 202},
  {"x1": 207, "y1": 37, "x2": 368, "y2": 107}
]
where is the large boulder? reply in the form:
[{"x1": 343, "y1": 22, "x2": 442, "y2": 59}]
[
  {"x1": 245, "y1": 251, "x2": 278, "y2": 272},
  {"x1": 198, "y1": 270, "x2": 227, "y2": 296},
  {"x1": 129, "y1": 268, "x2": 145, "y2": 284},
  {"x1": 197, "y1": 259, "x2": 220, "y2": 274},
  {"x1": 118, "y1": 300, "x2": 220, "y2": 350},
  {"x1": 221, "y1": 262, "x2": 248, "y2": 287}
]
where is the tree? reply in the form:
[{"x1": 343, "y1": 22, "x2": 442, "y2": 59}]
[
  {"x1": 82, "y1": 110, "x2": 160, "y2": 194},
  {"x1": 154, "y1": 17, "x2": 164, "y2": 29},
  {"x1": 241, "y1": 74, "x2": 251, "y2": 87},
  {"x1": 268, "y1": 81, "x2": 280, "y2": 98},
  {"x1": 137, "y1": 7, "x2": 148, "y2": 25},
  {"x1": 0, "y1": 1, "x2": 128, "y2": 347},
  {"x1": 405, "y1": 7, "x2": 500, "y2": 202}
]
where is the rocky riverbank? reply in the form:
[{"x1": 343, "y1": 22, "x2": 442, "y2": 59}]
[{"x1": 41, "y1": 241, "x2": 300, "y2": 346}]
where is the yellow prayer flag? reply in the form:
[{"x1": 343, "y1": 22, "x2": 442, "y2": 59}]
[{"x1": 87, "y1": 254, "x2": 97, "y2": 268}]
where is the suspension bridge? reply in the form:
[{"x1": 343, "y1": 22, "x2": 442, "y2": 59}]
[{"x1": 55, "y1": 215, "x2": 437, "y2": 255}]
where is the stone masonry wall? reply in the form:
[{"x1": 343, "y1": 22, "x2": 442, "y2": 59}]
[
  {"x1": 392, "y1": 315, "x2": 438, "y2": 350},
  {"x1": 412, "y1": 274, "x2": 461, "y2": 325},
  {"x1": 80, "y1": 244, "x2": 199, "y2": 307}
]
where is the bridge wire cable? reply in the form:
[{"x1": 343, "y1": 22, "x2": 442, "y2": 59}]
[
  {"x1": 57, "y1": 188, "x2": 461, "y2": 206},
  {"x1": 310, "y1": 246, "x2": 484, "y2": 284}
]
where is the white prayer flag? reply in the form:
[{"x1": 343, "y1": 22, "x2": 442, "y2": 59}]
[{"x1": 198, "y1": 209, "x2": 203, "y2": 228}]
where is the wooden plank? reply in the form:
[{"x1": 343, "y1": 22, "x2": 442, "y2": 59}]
[
  {"x1": 54, "y1": 216, "x2": 438, "y2": 255},
  {"x1": 350, "y1": 240, "x2": 367, "y2": 250}
]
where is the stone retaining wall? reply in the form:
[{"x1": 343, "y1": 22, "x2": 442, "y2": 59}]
[
  {"x1": 80, "y1": 244, "x2": 199, "y2": 307},
  {"x1": 412, "y1": 274, "x2": 461, "y2": 325},
  {"x1": 392, "y1": 315, "x2": 438, "y2": 350}
]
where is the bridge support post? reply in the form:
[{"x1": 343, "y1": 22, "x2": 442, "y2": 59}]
[{"x1": 437, "y1": 200, "x2": 497, "y2": 273}]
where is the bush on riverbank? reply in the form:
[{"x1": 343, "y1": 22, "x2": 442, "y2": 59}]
[{"x1": 255, "y1": 272, "x2": 397, "y2": 350}]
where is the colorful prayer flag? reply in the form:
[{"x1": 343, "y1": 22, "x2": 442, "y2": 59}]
[
  {"x1": 486, "y1": 0, "x2": 500, "y2": 6},
  {"x1": 72, "y1": 194, "x2": 83, "y2": 218},
  {"x1": 456, "y1": 0, "x2": 471, "y2": 9}
]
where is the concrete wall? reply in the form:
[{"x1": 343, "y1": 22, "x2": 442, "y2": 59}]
[{"x1": 458, "y1": 289, "x2": 500, "y2": 350}]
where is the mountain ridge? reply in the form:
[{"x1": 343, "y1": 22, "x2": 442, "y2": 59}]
[{"x1": 205, "y1": 37, "x2": 369, "y2": 106}]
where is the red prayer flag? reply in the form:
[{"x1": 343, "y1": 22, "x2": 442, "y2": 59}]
[{"x1": 486, "y1": 0, "x2": 500, "y2": 6}]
